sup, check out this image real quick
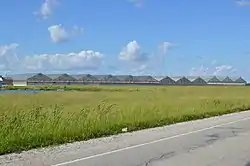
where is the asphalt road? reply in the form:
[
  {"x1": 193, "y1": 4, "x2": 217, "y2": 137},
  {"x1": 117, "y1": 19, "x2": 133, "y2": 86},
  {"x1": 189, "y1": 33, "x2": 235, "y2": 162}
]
[{"x1": 1, "y1": 110, "x2": 250, "y2": 166}]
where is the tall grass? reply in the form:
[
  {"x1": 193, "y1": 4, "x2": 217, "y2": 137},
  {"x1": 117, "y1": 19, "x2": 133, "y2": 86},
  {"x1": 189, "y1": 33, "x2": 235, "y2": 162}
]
[{"x1": 0, "y1": 86, "x2": 250, "y2": 154}]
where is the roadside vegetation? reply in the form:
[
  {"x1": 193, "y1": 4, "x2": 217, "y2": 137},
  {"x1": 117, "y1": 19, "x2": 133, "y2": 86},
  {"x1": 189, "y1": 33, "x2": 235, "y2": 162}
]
[
  {"x1": 1, "y1": 85, "x2": 139, "y2": 92},
  {"x1": 0, "y1": 85, "x2": 250, "y2": 155}
]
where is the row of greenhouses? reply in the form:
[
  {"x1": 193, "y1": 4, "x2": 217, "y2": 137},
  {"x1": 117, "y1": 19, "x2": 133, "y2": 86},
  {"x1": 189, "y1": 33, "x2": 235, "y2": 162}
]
[{"x1": 2, "y1": 73, "x2": 246, "y2": 86}]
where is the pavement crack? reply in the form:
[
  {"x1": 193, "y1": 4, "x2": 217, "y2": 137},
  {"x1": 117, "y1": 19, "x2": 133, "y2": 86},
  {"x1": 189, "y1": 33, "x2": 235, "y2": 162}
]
[{"x1": 138, "y1": 151, "x2": 176, "y2": 166}]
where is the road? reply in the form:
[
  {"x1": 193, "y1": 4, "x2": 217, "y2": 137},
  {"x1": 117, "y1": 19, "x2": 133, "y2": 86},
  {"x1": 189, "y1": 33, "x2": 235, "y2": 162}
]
[{"x1": 1, "y1": 110, "x2": 250, "y2": 166}]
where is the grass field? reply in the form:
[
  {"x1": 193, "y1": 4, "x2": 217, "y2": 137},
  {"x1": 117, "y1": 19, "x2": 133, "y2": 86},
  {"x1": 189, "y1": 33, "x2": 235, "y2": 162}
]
[{"x1": 0, "y1": 85, "x2": 250, "y2": 155}]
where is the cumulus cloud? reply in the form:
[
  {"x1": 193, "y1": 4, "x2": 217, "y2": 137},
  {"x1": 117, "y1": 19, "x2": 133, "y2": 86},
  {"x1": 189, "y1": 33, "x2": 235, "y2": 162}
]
[
  {"x1": 0, "y1": 43, "x2": 19, "y2": 56},
  {"x1": 0, "y1": 43, "x2": 20, "y2": 71},
  {"x1": 119, "y1": 40, "x2": 149, "y2": 63},
  {"x1": 48, "y1": 24, "x2": 83, "y2": 43},
  {"x1": 118, "y1": 41, "x2": 175, "y2": 75},
  {"x1": 236, "y1": 0, "x2": 250, "y2": 6},
  {"x1": 24, "y1": 51, "x2": 104, "y2": 71},
  {"x1": 48, "y1": 24, "x2": 69, "y2": 43},
  {"x1": 0, "y1": 43, "x2": 104, "y2": 72},
  {"x1": 35, "y1": 0, "x2": 58, "y2": 19}
]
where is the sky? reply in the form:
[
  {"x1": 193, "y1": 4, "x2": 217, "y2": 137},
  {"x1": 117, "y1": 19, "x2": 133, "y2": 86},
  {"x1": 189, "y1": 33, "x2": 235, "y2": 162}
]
[{"x1": 0, "y1": 0, "x2": 250, "y2": 80}]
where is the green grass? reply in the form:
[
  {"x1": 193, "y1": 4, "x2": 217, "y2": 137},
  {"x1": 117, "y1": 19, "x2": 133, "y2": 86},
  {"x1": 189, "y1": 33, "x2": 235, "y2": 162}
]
[
  {"x1": 0, "y1": 85, "x2": 250, "y2": 155},
  {"x1": 1, "y1": 85, "x2": 140, "y2": 92}
]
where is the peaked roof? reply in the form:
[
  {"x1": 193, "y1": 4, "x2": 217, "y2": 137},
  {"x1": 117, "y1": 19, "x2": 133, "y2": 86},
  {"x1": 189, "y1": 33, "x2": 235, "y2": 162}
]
[
  {"x1": 1, "y1": 73, "x2": 247, "y2": 84},
  {"x1": 53, "y1": 73, "x2": 77, "y2": 81},
  {"x1": 222, "y1": 76, "x2": 233, "y2": 83},
  {"x1": 103, "y1": 75, "x2": 120, "y2": 81},
  {"x1": 8, "y1": 73, "x2": 35, "y2": 80},
  {"x1": 216, "y1": 76, "x2": 226, "y2": 82},
  {"x1": 192, "y1": 77, "x2": 207, "y2": 84},
  {"x1": 133, "y1": 76, "x2": 158, "y2": 82},
  {"x1": 78, "y1": 74, "x2": 98, "y2": 81},
  {"x1": 116, "y1": 75, "x2": 133, "y2": 82},
  {"x1": 230, "y1": 76, "x2": 240, "y2": 81},
  {"x1": 27, "y1": 73, "x2": 52, "y2": 81},
  {"x1": 160, "y1": 76, "x2": 175, "y2": 84},
  {"x1": 175, "y1": 77, "x2": 192, "y2": 84},
  {"x1": 93, "y1": 75, "x2": 109, "y2": 81},
  {"x1": 234, "y1": 77, "x2": 246, "y2": 83},
  {"x1": 208, "y1": 76, "x2": 221, "y2": 83}
]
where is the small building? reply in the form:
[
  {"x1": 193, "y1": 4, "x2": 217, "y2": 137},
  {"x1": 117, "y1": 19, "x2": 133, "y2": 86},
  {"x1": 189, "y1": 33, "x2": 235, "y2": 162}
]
[
  {"x1": 175, "y1": 77, "x2": 192, "y2": 85},
  {"x1": 2, "y1": 76, "x2": 13, "y2": 86},
  {"x1": 93, "y1": 75, "x2": 109, "y2": 82},
  {"x1": 234, "y1": 77, "x2": 246, "y2": 83},
  {"x1": 191, "y1": 77, "x2": 207, "y2": 85},
  {"x1": 116, "y1": 75, "x2": 134, "y2": 83},
  {"x1": 133, "y1": 76, "x2": 158, "y2": 83},
  {"x1": 9, "y1": 74, "x2": 32, "y2": 86},
  {"x1": 78, "y1": 74, "x2": 98, "y2": 84},
  {"x1": 103, "y1": 75, "x2": 120, "y2": 83},
  {"x1": 233, "y1": 76, "x2": 247, "y2": 85},
  {"x1": 27, "y1": 73, "x2": 52, "y2": 85},
  {"x1": 92, "y1": 75, "x2": 120, "y2": 83},
  {"x1": 220, "y1": 76, "x2": 234, "y2": 85},
  {"x1": 200, "y1": 76, "x2": 213, "y2": 84},
  {"x1": 52, "y1": 73, "x2": 77, "y2": 85},
  {"x1": 160, "y1": 76, "x2": 176, "y2": 85},
  {"x1": 207, "y1": 76, "x2": 221, "y2": 84}
]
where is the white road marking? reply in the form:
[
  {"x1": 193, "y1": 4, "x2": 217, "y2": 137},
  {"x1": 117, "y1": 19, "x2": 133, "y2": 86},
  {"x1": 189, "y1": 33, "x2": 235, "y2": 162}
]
[{"x1": 52, "y1": 116, "x2": 250, "y2": 166}]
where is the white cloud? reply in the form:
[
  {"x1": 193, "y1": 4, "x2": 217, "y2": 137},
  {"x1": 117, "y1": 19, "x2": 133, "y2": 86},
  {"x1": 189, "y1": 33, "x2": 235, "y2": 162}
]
[
  {"x1": 72, "y1": 25, "x2": 84, "y2": 36},
  {"x1": 48, "y1": 24, "x2": 84, "y2": 43},
  {"x1": 158, "y1": 42, "x2": 175, "y2": 55},
  {"x1": 213, "y1": 65, "x2": 233, "y2": 75},
  {"x1": 190, "y1": 64, "x2": 236, "y2": 76},
  {"x1": 0, "y1": 43, "x2": 19, "y2": 56},
  {"x1": 0, "y1": 43, "x2": 104, "y2": 72},
  {"x1": 132, "y1": 64, "x2": 147, "y2": 72},
  {"x1": 118, "y1": 41, "x2": 175, "y2": 75},
  {"x1": 24, "y1": 50, "x2": 104, "y2": 71},
  {"x1": 128, "y1": 0, "x2": 144, "y2": 7},
  {"x1": 119, "y1": 40, "x2": 148, "y2": 63},
  {"x1": 189, "y1": 66, "x2": 210, "y2": 76},
  {"x1": 35, "y1": 0, "x2": 58, "y2": 19},
  {"x1": 48, "y1": 24, "x2": 69, "y2": 43},
  {"x1": 155, "y1": 42, "x2": 175, "y2": 75},
  {"x1": 0, "y1": 43, "x2": 20, "y2": 71},
  {"x1": 236, "y1": 0, "x2": 250, "y2": 6}
]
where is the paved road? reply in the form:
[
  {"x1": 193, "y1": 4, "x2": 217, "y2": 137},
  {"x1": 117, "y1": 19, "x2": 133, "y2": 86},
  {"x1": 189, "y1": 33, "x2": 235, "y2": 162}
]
[{"x1": 1, "y1": 111, "x2": 250, "y2": 166}]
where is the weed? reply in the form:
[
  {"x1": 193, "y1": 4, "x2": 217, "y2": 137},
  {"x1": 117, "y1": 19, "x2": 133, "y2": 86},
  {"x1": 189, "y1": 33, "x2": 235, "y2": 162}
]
[{"x1": 0, "y1": 86, "x2": 249, "y2": 155}]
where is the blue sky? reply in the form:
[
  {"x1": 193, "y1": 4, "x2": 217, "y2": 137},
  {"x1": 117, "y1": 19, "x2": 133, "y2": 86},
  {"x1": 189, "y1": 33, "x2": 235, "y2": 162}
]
[{"x1": 0, "y1": 0, "x2": 250, "y2": 79}]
